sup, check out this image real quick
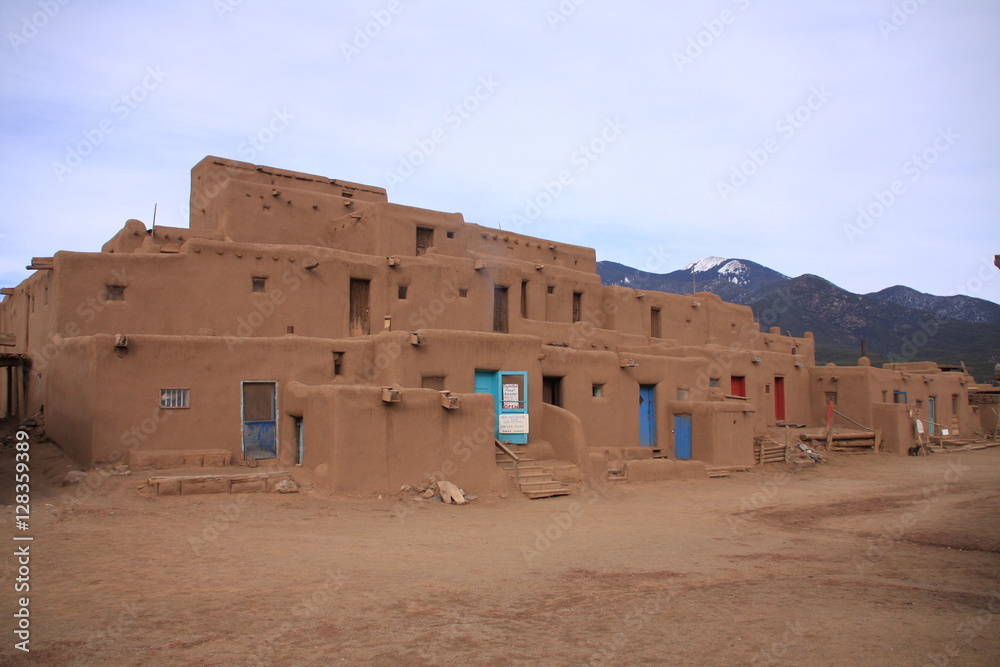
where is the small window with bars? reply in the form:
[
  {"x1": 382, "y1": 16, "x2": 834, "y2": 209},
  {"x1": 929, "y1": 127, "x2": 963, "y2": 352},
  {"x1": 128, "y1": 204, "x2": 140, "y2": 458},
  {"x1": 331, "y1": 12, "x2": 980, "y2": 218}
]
[{"x1": 160, "y1": 388, "x2": 190, "y2": 409}]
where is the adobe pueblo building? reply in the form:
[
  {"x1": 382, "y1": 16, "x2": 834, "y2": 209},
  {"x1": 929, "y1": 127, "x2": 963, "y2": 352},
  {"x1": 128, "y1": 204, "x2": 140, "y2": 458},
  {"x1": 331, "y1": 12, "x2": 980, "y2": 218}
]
[{"x1": 0, "y1": 157, "x2": 989, "y2": 496}]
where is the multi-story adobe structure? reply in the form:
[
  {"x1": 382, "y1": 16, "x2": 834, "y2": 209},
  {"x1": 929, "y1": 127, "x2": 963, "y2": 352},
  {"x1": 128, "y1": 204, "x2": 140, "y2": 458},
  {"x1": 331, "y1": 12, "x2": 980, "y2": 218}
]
[{"x1": 0, "y1": 157, "x2": 988, "y2": 495}]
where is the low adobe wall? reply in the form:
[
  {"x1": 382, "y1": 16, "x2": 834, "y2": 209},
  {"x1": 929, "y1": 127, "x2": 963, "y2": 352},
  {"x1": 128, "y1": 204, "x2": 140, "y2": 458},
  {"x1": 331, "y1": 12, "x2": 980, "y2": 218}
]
[{"x1": 284, "y1": 382, "x2": 504, "y2": 495}]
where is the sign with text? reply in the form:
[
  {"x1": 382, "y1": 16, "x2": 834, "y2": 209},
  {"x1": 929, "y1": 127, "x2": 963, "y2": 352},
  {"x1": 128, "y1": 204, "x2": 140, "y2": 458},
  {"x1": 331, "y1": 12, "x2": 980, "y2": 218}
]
[{"x1": 498, "y1": 413, "x2": 529, "y2": 434}]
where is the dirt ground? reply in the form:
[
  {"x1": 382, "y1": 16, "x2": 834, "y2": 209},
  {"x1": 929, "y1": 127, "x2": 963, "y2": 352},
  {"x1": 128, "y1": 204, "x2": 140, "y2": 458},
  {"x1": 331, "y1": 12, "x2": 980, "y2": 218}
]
[{"x1": 2, "y1": 435, "x2": 999, "y2": 666}]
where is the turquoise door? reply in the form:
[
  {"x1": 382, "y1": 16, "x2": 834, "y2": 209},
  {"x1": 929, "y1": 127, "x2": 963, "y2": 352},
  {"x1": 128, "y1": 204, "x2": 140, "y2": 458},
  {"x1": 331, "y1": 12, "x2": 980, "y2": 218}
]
[
  {"x1": 674, "y1": 415, "x2": 692, "y2": 460},
  {"x1": 475, "y1": 370, "x2": 529, "y2": 444},
  {"x1": 639, "y1": 385, "x2": 656, "y2": 448},
  {"x1": 928, "y1": 397, "x2": 937, "y2": 436}
]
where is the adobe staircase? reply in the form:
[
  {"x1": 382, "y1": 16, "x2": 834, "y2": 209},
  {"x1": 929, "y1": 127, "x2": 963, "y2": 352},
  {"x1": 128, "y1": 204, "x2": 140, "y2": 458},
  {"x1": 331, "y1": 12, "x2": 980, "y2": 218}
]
[{"x1": 495, "y1": 442, "x2": 570, "y2": 499}]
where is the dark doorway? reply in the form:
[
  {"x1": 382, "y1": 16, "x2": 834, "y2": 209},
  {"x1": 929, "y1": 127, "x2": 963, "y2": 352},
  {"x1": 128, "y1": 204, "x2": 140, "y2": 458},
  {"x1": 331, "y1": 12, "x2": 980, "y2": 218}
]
[{"x1": 542, "y1": 376, "x2": 563, "y2": 407}]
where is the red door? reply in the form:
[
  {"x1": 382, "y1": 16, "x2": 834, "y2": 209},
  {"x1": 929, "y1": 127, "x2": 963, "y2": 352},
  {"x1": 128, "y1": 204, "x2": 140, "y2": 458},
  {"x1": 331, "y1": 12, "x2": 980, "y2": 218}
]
[{"x1": 774, "y1": 376, "x2": 786, "y2": 422}]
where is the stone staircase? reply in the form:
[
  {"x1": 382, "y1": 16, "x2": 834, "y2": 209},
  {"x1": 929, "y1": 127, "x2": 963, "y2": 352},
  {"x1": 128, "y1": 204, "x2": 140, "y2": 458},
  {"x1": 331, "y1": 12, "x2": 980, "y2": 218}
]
[{"x1": 494, "y1": 446, "x2": 570, "y2": 499}]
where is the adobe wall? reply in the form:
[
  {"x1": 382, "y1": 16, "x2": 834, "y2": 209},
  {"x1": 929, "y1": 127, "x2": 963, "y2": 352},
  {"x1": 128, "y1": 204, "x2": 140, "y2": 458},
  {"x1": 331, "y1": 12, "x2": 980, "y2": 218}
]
[
  {"x1": 284, "y1": 382, "x2": 503, "y2": 495},
  {"x1": 44, "y1": 333, "x2": 499, "y2": 494},
  {"x1": 681, "y1": 401, "x2": 757, "y2": 467},
  {"x1": 189, "y1": 156, "x2": 597, "y2": 271},
  {"x1": 45, "y1": 336, "x2": 97, "y2": 464},
  {"x1": 811, "y1": 362, "x2": 979, "y2": 449}
]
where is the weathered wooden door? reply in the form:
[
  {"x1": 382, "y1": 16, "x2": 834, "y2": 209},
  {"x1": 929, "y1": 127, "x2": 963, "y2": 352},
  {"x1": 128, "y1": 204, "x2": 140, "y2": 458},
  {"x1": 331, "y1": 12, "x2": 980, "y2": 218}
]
[
  {"x1": 349, "y1": 278, "x2": 370, "y2": 336},
  {"x1": 493, "y1": 286, "x2": 508, "y2": 333},
  {"x1": 242, "y1": 382, "x2": 277, "y2": 459},
  {"x1": 416, "y1": 226, "x2": 434, "y2": 255}
]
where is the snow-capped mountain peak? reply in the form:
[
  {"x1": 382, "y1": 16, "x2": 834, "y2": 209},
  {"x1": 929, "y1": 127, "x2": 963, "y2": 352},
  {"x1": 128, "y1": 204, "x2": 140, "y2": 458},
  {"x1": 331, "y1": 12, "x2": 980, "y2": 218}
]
[
  {"x1": 684, "y1": 257, "x2": 728, "y2": 273},
  {"x1": 718, "y1": 259, "x2": 749, "y2": 285}
]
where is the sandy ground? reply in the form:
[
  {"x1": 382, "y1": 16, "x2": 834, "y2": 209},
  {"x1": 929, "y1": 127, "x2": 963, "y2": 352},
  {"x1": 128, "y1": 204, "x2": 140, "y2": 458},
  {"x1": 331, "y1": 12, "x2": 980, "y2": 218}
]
[{"x1": 1, "y1": 433, "x2": 999, "y2": 666}]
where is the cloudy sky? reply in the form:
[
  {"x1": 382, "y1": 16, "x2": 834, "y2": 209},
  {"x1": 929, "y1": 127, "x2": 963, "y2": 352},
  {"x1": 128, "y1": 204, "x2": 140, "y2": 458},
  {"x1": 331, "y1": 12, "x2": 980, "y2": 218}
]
[{"x1": 2, "y1": 0, "x2": 998, "y2": 304}]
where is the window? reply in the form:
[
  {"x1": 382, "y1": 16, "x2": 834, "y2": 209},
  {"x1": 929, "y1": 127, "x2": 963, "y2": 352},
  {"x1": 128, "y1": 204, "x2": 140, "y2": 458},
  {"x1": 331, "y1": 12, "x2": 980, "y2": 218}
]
[
  {"x1": 332, "y1": 352, "x2": 343, "y2": 376},
  {"x1": 160, "y1": 388, "x2": 189, "y2": 409},
  {"x1": 446, "y1": 231, "x2": 455, "y2": 239},
  {"x1": 397, "y1": 285, "x2": 408, "y2": 300},
  {"x1": 730, "y1": 376, "x2": 746, "y2": 397},
  {"x1": 421, "y1": 376, "x2": 445, "y2": 390},
  {"x1": 894, "y1": 391, "x2": 908, "y2": 405},
  {"x1": 824, "y1": 392, "x2": 838, "y2": 406},
  {"x1": 521, "y1": 281, "x2": 529, "y2": 318},
  {"x1": 106, "y1": 285, "x2": 125, "y2": 301},
  {"x1": 252, "y1": 277, "x2": 266, "y2": 293},
  {"x1": 546, "y1": 285, "x2": 555, "y2": 295},
  {"x1": 709, "y1": 378, "x2": 720, "y2": 388},
  {"x1": 592, "y1": 384, "x2": 604, "y2": 398},
  {"x1": 416, "y1": 226, "x2": 434, "y2": 256},
  {"x1": 650, "y1": 307, "x2": 661, "y2": 338},
  {"x1": 459, "y1": 288, "x2": 468, "y2": 298},
  {"x1": 572, "y1": 292, "x2": 583, "y2": 323}
]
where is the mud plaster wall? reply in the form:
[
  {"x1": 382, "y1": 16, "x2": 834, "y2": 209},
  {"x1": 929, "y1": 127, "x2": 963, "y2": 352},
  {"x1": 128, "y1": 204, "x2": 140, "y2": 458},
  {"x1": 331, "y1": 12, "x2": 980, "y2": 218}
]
[
  {"x1": 45, "y1": 336, "x2": 97, "y2": 464},
  {"x1": 284, "y1": 383, "x2": 502, "y2": 495},
  {"x1": 811, "y1": 365, "x2": 977, "y2": 447},
  {"x1": 80, "y1": 335, "x2": 339, "y2": 464},
  {"x1": 673, "y1": 401, "x2": 756, "y2": 466}
]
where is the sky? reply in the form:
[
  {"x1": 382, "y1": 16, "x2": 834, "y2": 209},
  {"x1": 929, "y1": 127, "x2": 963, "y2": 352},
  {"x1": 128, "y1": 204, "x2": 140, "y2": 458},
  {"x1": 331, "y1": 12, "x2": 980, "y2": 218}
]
[{"x1": 1, "y1": 0, "x2": 998, "y2": 304}]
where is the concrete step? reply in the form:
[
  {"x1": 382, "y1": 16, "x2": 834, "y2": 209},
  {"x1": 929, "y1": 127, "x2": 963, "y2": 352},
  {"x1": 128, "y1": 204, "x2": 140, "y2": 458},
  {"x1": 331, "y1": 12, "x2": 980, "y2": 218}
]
[{"x1": 147, "y1": 470, "x2": 295, "y2": 496}]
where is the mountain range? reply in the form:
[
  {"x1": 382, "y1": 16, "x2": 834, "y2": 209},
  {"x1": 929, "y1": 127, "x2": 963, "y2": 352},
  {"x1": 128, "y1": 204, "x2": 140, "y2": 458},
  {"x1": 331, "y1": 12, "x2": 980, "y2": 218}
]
[{"x1": 597, "y1": 257, "x2": 1000, "y2": 384}]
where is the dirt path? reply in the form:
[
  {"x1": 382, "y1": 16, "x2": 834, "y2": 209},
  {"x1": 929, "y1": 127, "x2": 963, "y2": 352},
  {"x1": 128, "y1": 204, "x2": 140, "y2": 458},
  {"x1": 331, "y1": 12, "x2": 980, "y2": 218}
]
[{"x1": 2, "y1": 439, "x2": 999, "y2": 666}]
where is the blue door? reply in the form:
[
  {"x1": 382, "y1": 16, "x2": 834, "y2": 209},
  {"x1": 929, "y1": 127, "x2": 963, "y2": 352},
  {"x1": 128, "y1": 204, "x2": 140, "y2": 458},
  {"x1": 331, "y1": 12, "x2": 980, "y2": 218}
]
[
  {"x1": 674, "y1": 414, "x2": 692, "y2": 460},
  {"x1": 639, "y1": 385, "x2": 656, "y2": 448},
  {"x1": 475, "y1": 370, "x2": 529, "y2": 444},
  {"x1": 242, "y1": 382, "x2": 277, "y2": 459}
]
